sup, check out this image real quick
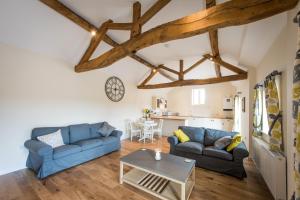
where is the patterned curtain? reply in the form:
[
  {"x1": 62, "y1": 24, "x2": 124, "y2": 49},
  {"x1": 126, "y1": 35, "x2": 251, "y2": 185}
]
[
  {"x1": 292, "y1": 12, "x2": 300, "y2": 200},
  {"x1": 252, "y1": 85, "x2": 263, "y2": 137},
  {"x1": 264, "y1": 72, "x2": 282, "y2": 152}
]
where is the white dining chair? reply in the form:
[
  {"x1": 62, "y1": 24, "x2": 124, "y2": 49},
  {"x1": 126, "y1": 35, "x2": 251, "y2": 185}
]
[
  {"x1": 153, "y1": 119, "x2": 163, "y2": 138},
  {"x1": 129, "y1": 121, "x2": 142, "y2": 141},
  {"x1": 142, "y1": 124, "x2": 154, "y2": 143}
]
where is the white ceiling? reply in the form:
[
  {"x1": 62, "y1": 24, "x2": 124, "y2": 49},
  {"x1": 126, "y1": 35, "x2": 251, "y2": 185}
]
[{"x1": 0, "y1": 0, "x2": 289, "y2": 84}]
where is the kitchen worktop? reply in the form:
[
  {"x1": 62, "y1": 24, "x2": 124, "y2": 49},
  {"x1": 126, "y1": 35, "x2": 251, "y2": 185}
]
[{"x1": 151, "y1": 115, "x2": 233, "y2": 120}]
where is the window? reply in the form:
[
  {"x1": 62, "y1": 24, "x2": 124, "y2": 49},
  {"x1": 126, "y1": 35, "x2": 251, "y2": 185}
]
[
  {"x1": 192, "y1": 89, "x2": 205, "y2": 105},
  {"x1": 262, "y1": 90, "x2": 270, "y2": 134}
]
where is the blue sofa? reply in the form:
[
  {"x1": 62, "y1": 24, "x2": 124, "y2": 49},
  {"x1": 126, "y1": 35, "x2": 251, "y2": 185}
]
[
  {"x1": 168, "y1": 126, "x2": 249, "y2": 179},
  {"x1": 24, "y1": 122, "x2": 122, "y2": 179}
]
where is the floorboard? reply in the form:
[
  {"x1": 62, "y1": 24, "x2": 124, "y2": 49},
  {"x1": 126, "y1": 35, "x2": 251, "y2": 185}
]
[{"x1": 0, "y1": 137, "x2": 274, "y2": 200}]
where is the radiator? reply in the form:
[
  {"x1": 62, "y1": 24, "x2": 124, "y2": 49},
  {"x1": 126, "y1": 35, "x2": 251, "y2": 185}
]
[{"x1": 252, "y1": 137, "x2": 286, "y2": 200}]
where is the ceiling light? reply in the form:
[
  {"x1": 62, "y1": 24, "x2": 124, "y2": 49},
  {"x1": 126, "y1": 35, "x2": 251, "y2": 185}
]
[
  {"x1": 153, "y1": 69, "x2": 157, "y2": 73},
  {"x1": 91, "y1": 30, "x2": 96, "y2": 36}
]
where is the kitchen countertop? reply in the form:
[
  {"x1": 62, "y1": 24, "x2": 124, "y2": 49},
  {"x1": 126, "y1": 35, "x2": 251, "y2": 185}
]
[{"x1": 151, "y1": 115, "x2": 233, "y2": 120}]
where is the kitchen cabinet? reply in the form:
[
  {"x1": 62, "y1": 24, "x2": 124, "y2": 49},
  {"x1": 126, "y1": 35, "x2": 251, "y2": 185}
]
[{"x1": 186, "y1": 117, "x2": 233, "y2": 131}]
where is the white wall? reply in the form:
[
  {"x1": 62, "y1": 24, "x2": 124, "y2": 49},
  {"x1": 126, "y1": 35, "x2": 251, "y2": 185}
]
[
  {"x1": 254, "y1": 5, "x2": 299, "y2": 199},
  {"x1": 232, "y1": 67, "x2": 256, "y2": 151},
  {"x1": 0, "y1": 42, "x2": 169, "y2": 175},
  {"x1": 167, "y1": 83, "x2": 236, "y2": 118}
]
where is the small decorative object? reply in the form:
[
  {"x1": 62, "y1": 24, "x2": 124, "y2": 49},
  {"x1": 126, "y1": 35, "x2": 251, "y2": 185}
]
[
  {"x1": 143, "y1": 108, "x2": 151, "y2": 119},
  {"x1": 242, "y1": 97, "x2": 246, "y2": 112},
  {"x1": 105, "y1": 76, "x2": 125, "y2": 102},
  {"x1": 154, "y1": 148, "x2": 161, "y2": 161}
]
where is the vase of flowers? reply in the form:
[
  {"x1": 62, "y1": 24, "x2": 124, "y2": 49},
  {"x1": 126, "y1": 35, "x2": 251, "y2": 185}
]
[{"x1": 143, "y1": 108, "x2": 151, "y2": 120}]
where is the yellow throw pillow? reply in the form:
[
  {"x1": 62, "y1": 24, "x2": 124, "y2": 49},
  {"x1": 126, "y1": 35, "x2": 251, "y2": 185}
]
[
  {"x1": 174, "y1": 129, "x2": 190, "y2": 143},
  {"x1": 226, "y1": 134, "x2": 242, "y2": 152}
]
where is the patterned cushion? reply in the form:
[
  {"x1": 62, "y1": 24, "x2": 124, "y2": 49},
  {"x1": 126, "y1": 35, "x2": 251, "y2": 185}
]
[
  {"x1": 37, "y1": 129, "x2": 64, "y2": 148},
  {"x1": 205, "y1": 128, "x2": 236, "y2": 146},
  {"x1": 98, "y1": 122, "x2": 115, "y2": 137},
  {"x1": 214, "y1": 136, "x2": 232, "y2": 150}
]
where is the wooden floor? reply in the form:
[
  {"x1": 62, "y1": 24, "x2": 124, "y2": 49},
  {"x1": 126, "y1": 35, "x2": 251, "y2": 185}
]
[{"x1": 0, "y1": 137, "x2": 273, "y2": 200}]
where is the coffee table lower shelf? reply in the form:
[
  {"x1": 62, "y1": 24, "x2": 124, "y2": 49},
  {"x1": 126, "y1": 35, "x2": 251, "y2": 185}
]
[{"x1": 121, "y1": 168, "x2": 194, "y2": 200}]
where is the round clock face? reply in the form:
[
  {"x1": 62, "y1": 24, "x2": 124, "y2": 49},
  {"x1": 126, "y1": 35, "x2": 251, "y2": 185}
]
[{"x1": 105, "y1": 76, "x2": 125, "y2": 102}]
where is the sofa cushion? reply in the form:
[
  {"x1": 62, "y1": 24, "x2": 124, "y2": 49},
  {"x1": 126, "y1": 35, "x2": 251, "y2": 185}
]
[
  {"x1": 175, "y1": 142, "x2": 204, "y2": 155},
  {"x1": 205, "y1": 128, "x2": 236, "y2": 146},
  {"x1": 178, "y1": 126, "x2": 205, "y2": 144},
  {"x1": 37, "y1": 129, "x2": 65, "y2": 148},
  {"x1": 69, "y1": 124, "x2": 91, "y2": 143},
  {"x1": 53, "y1": 145, "x2": 81, "y2": 159},
  {"x1": 32, "y1": 127, "x2": 70, "y2": 144},
  {"x1": 99, "y1": 136, "x2": 119, "y2": 145},
  {"x1": 74, "y1": 139, "x2": 103, "y2": 151},
  {"x1": 90, "y1": 122, "x2": 104, "y2": 138},
  {"x1": 214, "y1": 136, "x2": 232, "y2": 150},
  {"x1": 203, "y1": 146, "x2": 233, "y2": 161},
  {"x1": 98, "y1": 122, "x2": 116, "y2": 137}
]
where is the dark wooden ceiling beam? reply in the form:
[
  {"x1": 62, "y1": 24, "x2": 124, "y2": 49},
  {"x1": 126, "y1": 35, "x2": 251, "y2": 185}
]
[
  {"x1": 137, "y1": 73, "x2": 248, "y2": 89},
  {"x1": 183, "y1": 57, "x2": 207, "y2": 74},
  {"x1": 203, "y1": 54, "x2": 247, "y2": 74},
  {"x1": 206, "y1": 0, "x2": 222, "y2": 78},
  {"x1": 75, "y1": 0, "x2": 298, "y2": 72},
  {"x1": 138, "y1": 0, "x2": 171, "y2": 25},
  {"x1": 158, "y1": 65, "x2": 179, "y2": 75},
  {"x1": 131, "y1": 2, "x2": 141, "y2": 38},
  {"x1": 78, "y1": 19, "x2": 112, "y2": 65},
  {"x1": 106, "y1": 22, "x2": 132, "y2": 30},
  {"x1": 39, "y1": 0, "x2": 175, "y2": 81},
  {"x1": 139, "y1": 70, "x2": 158, "y2": 86}
]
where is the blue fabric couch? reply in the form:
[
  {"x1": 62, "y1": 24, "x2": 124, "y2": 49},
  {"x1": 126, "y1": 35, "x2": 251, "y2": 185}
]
[
  {"x1": 24, "y1": 122, "x2": 122, "y2": 179},
  {"x1": 168, "y1": 126, "x2": 249, "y2": 178}
]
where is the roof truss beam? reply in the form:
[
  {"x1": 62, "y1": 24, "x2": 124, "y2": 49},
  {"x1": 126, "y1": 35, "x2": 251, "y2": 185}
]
[
  {"x1": 75, "y1": 0, "x2": 298, "y2": 72},
  {"x1": 39, "y1": 0, "x2": 174, "y2": 81}
]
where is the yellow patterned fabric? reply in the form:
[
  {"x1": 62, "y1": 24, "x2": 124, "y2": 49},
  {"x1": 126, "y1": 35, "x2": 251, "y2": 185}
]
[
  {"x1": 264, "y1": 76, "x2": 282, "y2": 152},
  {"x1": 174, "y1": 129, "x2": 190, "y2": 143},
  {"x1": 226, "y1": 134, "x2": 242, "y2": 152},
  {"x1": 293, "y1": 12, "x2": 300, "y2": 200}
]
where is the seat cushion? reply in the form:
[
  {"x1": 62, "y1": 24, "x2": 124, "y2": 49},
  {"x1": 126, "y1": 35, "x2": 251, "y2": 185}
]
[
  {"x1": 175, "y1": 142, "x2": 204, "y2": 155},
  {"x1": 74, "y1": 139, "x2": 103, "y2": 151},
  {"x1": 90, "y1": 122, "x2": 104, "y2": 138},
  {"x1": 203, "y1": 146, "x2": 233, "y2": 161},
  {"x1": 99, "y1": 136, "x2": 119, "y2": 145},
  {"x1": 205, "y1": 128, "x2": 236, "y2": 146},
  {"x1": 69, "y1": 124, "x2": 91, "y2": 143},
  {"x1": 178, "y1": 126, "x2": 205, "y2": 144},
  {"x1": 53, "y1": 145, "x2": 81, "y2": 159}
]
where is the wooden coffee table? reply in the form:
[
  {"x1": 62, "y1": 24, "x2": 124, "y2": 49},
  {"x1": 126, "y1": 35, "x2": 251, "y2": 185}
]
[{"x1": 120, "y1": 149, "x2": 195, "y2": 200}]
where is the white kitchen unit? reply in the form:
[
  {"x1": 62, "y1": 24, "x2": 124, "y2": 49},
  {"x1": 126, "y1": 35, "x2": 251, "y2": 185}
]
[
  {"x1": 186, "y1": 117, "x2": 233, "y2": 131},
  {"x1": 151, "y1": 116, "x2": 187, "y2": 137}
]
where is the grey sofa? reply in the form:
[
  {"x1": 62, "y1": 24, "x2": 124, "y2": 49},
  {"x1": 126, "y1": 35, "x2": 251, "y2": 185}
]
[
  {"x1": 168, "y1": 126, "x2": 249, "y2": 178},
  {"x1": 24, "y1": 122, "x2": 122, "y2": 179}
]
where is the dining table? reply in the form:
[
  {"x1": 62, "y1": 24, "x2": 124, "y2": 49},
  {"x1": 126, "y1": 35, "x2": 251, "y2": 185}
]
[{"x1": 136, "y1": 120, "x2": 157, "y2": 143}]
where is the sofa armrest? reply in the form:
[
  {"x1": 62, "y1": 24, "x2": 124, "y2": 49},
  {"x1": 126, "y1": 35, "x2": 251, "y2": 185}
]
[
  {"x1": 233, "y1": 142, "x2": 249, "y2": 161},
  {"x1": 24, "y1": 140, "x2": 53, "y2": 157},
  {"x1": 111, "y1": 130, "x2": 122, "y2": 138},
  {"x1": 167, "y1": 136, "x2": 178, "y2": 146}
]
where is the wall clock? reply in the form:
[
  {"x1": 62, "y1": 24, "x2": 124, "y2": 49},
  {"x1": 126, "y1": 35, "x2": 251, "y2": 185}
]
[{"x1": 105, "y1": 76, "x2": 125, "y2": 102}]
